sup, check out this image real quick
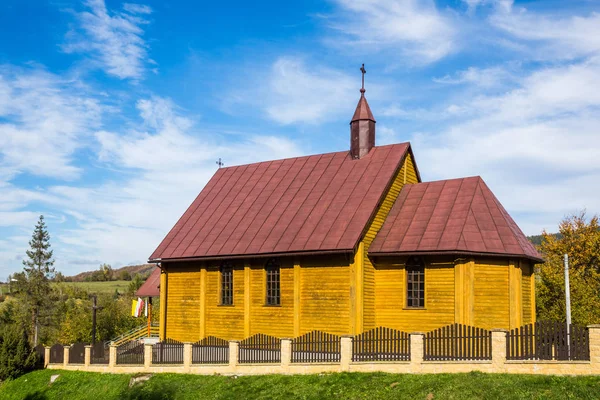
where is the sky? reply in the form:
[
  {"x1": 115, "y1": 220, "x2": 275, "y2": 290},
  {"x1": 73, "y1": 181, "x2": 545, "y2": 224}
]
[{"x1": 1, "y1": 0, "x2": 599, "y2": 277}]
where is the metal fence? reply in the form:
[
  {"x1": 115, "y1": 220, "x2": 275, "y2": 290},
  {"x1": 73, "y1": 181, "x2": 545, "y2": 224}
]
[
  {"x1": 192, "y1": 336, "x2": 229, "y2": 364},
  {"x1": 507, "y1": 321, "x2": 590, "y2": 361},
  {"x1": 116, "y1": 341, "x2": 144, "y2": 365},
  {"x1": 91, "y1": 342, "x2": 110, "y2": 364},
  {"x1": 49, "y1": 343, "x2": 64, "y2": 364},
  {"x1": 238, "y1": 334, "x2": 281, "y2": 364},
  {"x1": 69, "y1": 342, "x2": 86, "y2": 364},
  {"x1": 353, "y1": 327, "x2": 410, "y2": 362},
  {"x1": 292, "y1": 331, "x2": 341, "y2": 363},
  {"x1": 34, "y1": 344, "x2": 45, "y2": 368},
  {"x1": 424, "y1": 323, "x2": 492, "y2": 361},
  {"x1": 152, "y1": 339, "x2": 184, "y2": 364}
]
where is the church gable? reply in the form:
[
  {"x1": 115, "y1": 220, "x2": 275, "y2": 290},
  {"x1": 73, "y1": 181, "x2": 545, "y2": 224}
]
[{"x1": 150, "y1": 143, "x2": 413, "y2": 261}]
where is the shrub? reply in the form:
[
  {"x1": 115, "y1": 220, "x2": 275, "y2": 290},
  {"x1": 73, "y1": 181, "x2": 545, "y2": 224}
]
[{"x1": 0, "y1": 325, "x2": 38, "y2": 381}]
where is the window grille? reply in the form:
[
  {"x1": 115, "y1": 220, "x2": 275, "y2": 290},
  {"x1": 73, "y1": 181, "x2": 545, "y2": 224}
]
[
  {"x1": 406, "y1": 257, "x2": 425, "y2": 308},
  {"x1": 220, "y1": 265, "x2": 233, "y2": 305},
  {"x1": 265, "y1": 260, "x2": 280, "y2": 306}
]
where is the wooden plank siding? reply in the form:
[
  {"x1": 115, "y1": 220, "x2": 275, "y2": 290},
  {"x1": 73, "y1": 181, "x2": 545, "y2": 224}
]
[
  {"x1": 164, "y1": 264, "x2": 202, "y2": 342},
  {"x1": 473, "y1": 260, "x2": 510, "y2": 330},
  {"x1": 521, "y1": 261, "x2": 533, "y2": 325},
  {"x1": 249, "y1": 263, "x2": 294, "y2": 338},
  {"x1": 204, "y1": 265, "x2": 245, "y2": 340},
  {"x1": 374, "y1": 262, "x2": 455, "y2": 332},
  {"x1": 363, "y1": 154, "x2": 419, "y2": 331}
]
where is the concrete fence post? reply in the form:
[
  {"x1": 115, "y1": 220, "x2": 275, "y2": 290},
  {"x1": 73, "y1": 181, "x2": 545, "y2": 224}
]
[
  {"x1": 409, "y1": 333, "x2": 424, "y2": 373},
  {"x1": 109, "y1": 344, "x2": 117, "y2": 367},
  {"x1": 44, "y1": 346, "x2": 50, "y2": 368},
  {"x1": 144, "y1": 343, "x2": 153, "y2": 369},
  {"x1": 183, "y1": 342, "x2": 192, "y2": 371},
  {"x1": 229, "y1": 341, "x2": 239, "y2": 372},
  {"x1": 491, "y1": 329, "x2": 507, "y2": 372},
  {"x1": 587, "y1": 325, "x2": 600, "y2": 373},
  {"x1": 281, "y1": 339, "x2": 292, "y2": 370},
  {"x1": 340, "y1": 336, "x2": 353, "y2": 372},
  {"x1": 63, "y1": 346, "x2": 70, "y2": 367},
  {"x1": 84, "y1": 345, "x2": 92, "y2": 367}
]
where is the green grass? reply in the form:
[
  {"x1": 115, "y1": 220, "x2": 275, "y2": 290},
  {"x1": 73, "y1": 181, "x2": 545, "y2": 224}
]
[
  {"x1": 54, "y1": 281, "x2": 131, "y2": 294},
  {"x1": 2, "y1": 369, "x2": 600, "y2": 400}
]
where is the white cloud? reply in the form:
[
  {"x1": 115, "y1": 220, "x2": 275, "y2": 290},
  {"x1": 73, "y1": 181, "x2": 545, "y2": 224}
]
[
  {"x1": 330, "y1": 0, "x2": 457, "y2": 64},
  {"x1": 262, "y1": 57, "x2": 357, "y2": 124},
  {"x1": 433, "y1": 65, "x2": 516, "y2": 88},
  {"x1": 490, "y1": 3, "x2": 600, "y2": 60},
  {"x1": 413, "y1": 57, "x2": 600, "y2": 234},
  {"x1": 0, "y1": 65, "x2": 102, "y2": 181},
  {"x1": 63, "y1": 0, "x2": 153, "y2": 80}
]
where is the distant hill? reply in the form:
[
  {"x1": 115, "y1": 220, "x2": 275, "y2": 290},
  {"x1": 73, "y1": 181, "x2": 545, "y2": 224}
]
[
  {"x1": 527, "y1": 233, "x2": 562, "y2": 246},
  {"x1": 69, "y1": 264, "x2": 156, "y2": 282}
]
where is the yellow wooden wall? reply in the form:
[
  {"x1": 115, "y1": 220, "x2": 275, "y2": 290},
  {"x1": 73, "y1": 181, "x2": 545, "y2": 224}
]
[
  {"x1": 374, "y1": 261, "x2": 456, "y2": 332},
  {"x1": 361, "y1": 153, "x2": 419, "y2": 331},
  {"x1": 473, "y1": 259, "x2": 510, "y2": 329},
  {"x1": 521, "y1": 260, "x2": 535, "y2": 325},
  {"x1": 164, "y1": 263, "x2": 201, "y2": 342},
  {"x1": 204, "y1": 265, "x2": 245, "y2": 340},
  {"x1": 299, "y1": 262, "x2": 350, "y2": 336}
]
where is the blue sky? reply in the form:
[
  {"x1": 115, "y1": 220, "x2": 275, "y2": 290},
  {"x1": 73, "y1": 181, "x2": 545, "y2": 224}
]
[{"x1": 1, "y1": 0, "x2": 599, "y2": 277}]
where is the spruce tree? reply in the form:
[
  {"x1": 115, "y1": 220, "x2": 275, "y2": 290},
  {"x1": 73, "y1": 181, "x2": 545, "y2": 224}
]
[{"x1": 21, "y1": 215, "x2": 55, "y2": 346}]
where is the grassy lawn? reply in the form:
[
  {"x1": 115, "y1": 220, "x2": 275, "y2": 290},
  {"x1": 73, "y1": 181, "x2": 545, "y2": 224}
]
[
  {"x1": 2, "y1": 369, "x2": 600, "y2": 400},
  {"x1": 54, "y1": 280, "x2": 132, "y2": 294}
]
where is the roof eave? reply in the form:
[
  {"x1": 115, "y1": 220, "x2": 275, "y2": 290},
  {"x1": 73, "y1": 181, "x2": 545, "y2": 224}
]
[
  {"x1": 368, "y1": 250, "x2": 544, "y2": 264},
  {"x1": 148, "y1": 249, "x2": 354, "y2": 264}
]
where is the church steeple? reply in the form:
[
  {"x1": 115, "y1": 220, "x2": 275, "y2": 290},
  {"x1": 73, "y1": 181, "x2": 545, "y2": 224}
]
[{"x1": 350, "y1": 64, "x2": 376, "y2": 159}]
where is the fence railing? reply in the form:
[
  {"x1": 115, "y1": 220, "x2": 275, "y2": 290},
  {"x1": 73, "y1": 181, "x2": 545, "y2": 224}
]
[
  {"x1": 69, "y1": 342, "x2": 86, "y2": 364},
  {"x1": 292, "y1": 331, "x2": 340, "y2": 363},
  {"x1": 507, "y1": 321, "x2": 590, "y2": 361},
  {"x1": 353, "y1": 327, "x2": 410, "y2": 362},
  {"x1": 153, "y1": 339, "x2": 184, "y2": 364},
  {"x1": 239, "y1": 334, "x2": 281, "y2": 364},
  {"x1": 424, "y1": 324, "x2": 492, "y2": 361},
  {"x1": 116, "y1": 341, "x2": 144, "y2": 365},
  {"x1": 192, "y1": 336, "x2": 229, "y2": 364},
  {"x1": 91, "y1": 342, "x2": 110, "y2": 365},
  {"x1": 49, "y1": 343, "x2": 64, "y2": 364},
  {"x1": 34, "y1": 344, "x2": 45, "y2": 368}
]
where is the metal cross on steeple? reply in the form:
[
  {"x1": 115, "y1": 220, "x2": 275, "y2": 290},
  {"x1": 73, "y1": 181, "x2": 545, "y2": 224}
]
[
  {"x1": 216, "y1": 158, "x2": 224, "y2": 168},
  {"x1": 360, "y1": 64, "x2": 366, "y2": 94}
]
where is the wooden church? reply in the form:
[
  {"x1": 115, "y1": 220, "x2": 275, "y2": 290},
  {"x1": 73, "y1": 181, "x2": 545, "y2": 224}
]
[{"x1": 149, "y1": 68, "x2": 543, "y2": 342}]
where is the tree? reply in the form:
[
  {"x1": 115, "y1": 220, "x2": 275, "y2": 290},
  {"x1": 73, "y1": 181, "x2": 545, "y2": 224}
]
[
  {"x1": 536, "y1": 212, "x2": 600, "y2": 325},
  {"x1": 0, "y1": 324, "x2": 38, "y2": 381},
  {"x1": 101, "y1": 264, "x2": 114, "y2": 281},
  {"x1": 127, "y1": 274, "x2": 145, "y2": 296},
  {"x1": 119, "y1": 270, "x2": 132, "y2": 281},
  {"x1": 19, "y1": 215, "x2": 55, "y2": 346}
]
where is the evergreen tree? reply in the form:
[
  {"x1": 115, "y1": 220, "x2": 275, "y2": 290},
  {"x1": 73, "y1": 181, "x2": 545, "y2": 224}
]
[{"x1": 20, "y1": 215, "x2": 55, "y2": 346}]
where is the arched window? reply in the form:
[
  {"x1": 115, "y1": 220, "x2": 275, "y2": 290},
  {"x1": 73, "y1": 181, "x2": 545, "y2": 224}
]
[
  {"x1": 265, "y1": 259, "x2": 280, "y2": 306},
  {"x1": 220, "y1": 263, "x2": 233, "y2": 305},
  {"x1": 406, "y1": 257, "x2": 425, "y2": 308}
]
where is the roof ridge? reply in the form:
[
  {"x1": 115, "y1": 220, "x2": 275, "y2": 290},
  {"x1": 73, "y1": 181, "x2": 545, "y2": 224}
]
[
  {"x1": 331, "y1": 146, "x2": 395, "y2": 250},
  {"x1": 432, "y1": 178, "x2": 463, "y2": 250}
]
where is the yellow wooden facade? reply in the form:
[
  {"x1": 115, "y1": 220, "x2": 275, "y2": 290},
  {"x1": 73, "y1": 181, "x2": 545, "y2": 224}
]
[{"x1": 158, "y1": 154, "x2": 537, "y2": 342}]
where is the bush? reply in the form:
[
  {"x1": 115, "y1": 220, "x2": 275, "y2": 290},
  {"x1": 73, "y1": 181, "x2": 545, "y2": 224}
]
[{"x1": 0, "y1": 324, "x2": 38, "y2": 381}]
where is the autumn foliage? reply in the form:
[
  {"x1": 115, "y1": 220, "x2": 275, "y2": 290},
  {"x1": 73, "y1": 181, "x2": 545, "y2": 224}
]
[{"x1": 536, "y1": 212, "x2": 600, "y2": 325}]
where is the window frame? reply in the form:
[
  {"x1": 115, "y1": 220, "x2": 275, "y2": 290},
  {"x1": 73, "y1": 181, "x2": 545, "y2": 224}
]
[
  {"x1": 219, "y1": 264, "x2": 234, "y2": 306},
  {"x1": 405, "y1": 257, "x2": 425, "y2": 309},
  {"x1": 265, "y1": 259, "x2": 281, "y2": 306}
]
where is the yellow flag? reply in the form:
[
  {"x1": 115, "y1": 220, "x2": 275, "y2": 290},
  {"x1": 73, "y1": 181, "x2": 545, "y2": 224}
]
[{"x1": 131, "y1": 299, "x2": 137, "y2": 317}]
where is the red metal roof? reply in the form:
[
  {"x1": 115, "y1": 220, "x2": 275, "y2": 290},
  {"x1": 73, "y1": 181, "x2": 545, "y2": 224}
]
[
  {"x1": 351, "y1": 95, "x2": 375, "y2": 122},
  {"x1": 150, "y1": 143, "x2": 414, "y2": 261},
  {"x1": 135, "y1": 267, "x2": 160, "y2": 297},
  {"x1": 369, "y1": 176, "x2": 543, "y2": 262}
]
